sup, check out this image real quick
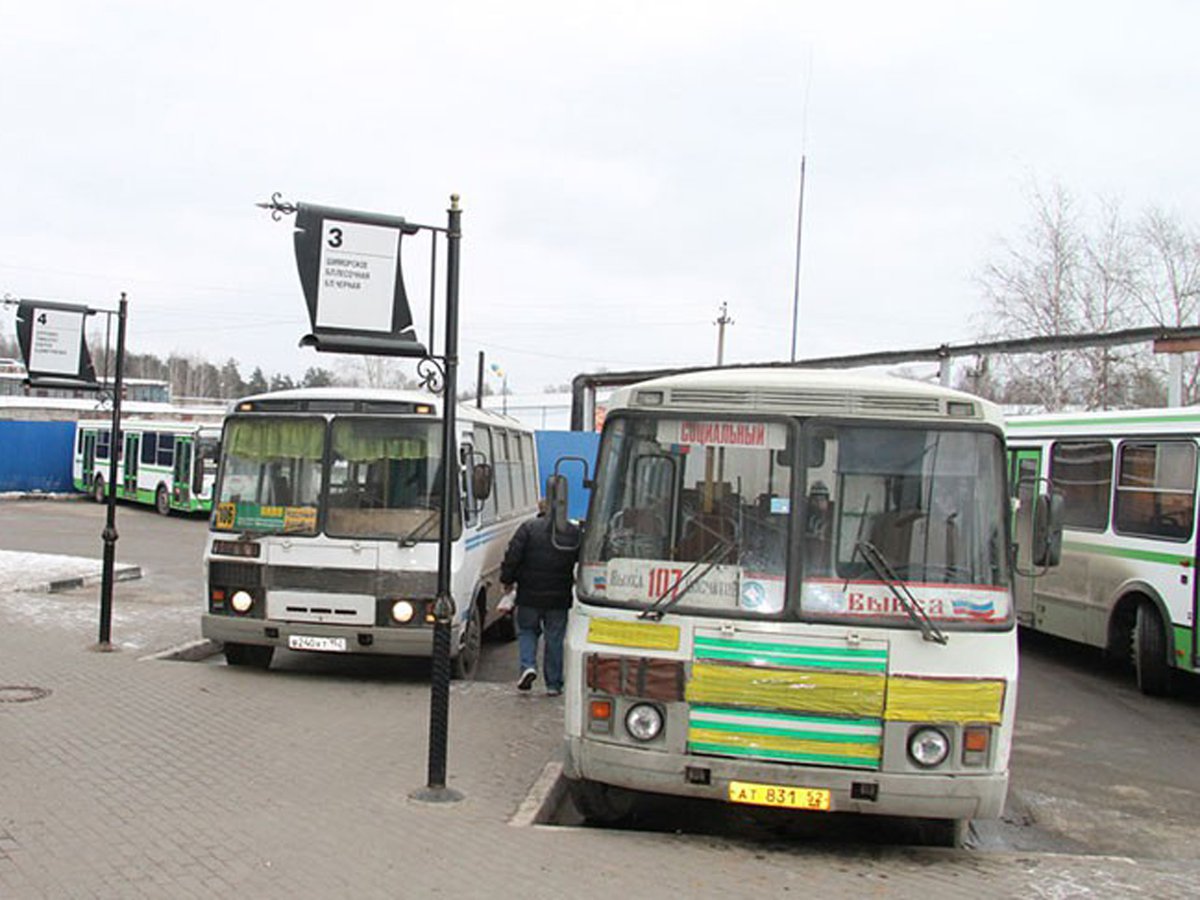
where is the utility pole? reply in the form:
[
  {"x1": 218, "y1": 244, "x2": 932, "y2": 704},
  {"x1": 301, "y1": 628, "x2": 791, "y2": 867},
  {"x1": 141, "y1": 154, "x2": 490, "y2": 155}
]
[{"x1": 715, "y1": 302, "x2": 734, "y2": 366}]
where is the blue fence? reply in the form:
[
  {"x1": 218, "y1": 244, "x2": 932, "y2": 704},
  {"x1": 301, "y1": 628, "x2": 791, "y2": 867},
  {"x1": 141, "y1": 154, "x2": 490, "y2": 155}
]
[
  {"x1": 0, "y1": 421, "x2": 75, "y2": 492},
  {"x1": 534, "y1": 430, "x2": 600, "y2": 522}
]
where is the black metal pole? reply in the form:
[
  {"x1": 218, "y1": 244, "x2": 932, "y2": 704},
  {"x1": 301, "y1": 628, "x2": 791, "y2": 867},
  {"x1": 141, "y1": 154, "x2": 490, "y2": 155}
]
[
  {"x1": 421, "y1": 195, "x2": 462, "y2": 800},
  {"x1": 476, "y1": 351, "x2": 484, "y2": 409},
  {"x1": 97, "y1": 293, "x2": 127, "y2": 649}
]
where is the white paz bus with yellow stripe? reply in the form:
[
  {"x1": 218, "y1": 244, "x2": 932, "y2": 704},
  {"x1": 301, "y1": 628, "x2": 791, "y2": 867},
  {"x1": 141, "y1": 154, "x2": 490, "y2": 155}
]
[{"x1": 548, "y1": 368, "x2": 1061, "y2": 845}]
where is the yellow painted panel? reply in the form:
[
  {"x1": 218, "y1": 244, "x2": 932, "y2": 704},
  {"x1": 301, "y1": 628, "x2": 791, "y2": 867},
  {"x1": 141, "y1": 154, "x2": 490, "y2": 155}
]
[
  {"x1": 688, "y1": 727, "x2": 880, "y2": 761},
  {"x1": 884, "y1": 677, "x2": 1006, "y2": 724},
  {"x1": 587, "y1": 618, "x2": 680, "y2": 651},
  {"x1": 686, "y1": 662, "x2": 885, "y2": 716}
]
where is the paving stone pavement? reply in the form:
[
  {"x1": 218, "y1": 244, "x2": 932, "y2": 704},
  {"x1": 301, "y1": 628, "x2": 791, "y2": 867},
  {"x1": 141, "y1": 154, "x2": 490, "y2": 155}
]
[{"x1": 1, "y1": 552, "x2": 1198, "y2": 898}]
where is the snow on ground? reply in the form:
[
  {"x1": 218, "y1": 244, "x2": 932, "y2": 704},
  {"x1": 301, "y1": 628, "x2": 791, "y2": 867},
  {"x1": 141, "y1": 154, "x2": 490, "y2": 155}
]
[{"x1": 0, "y1": 549, "x2": 192, "y2": 652}]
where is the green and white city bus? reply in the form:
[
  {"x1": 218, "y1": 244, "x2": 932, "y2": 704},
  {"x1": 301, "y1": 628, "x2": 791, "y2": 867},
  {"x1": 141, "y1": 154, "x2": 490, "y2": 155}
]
[
  {"x1": 548, "y1": 368, "x2": 1060, "y2": 845},
  {"x1": 1007, "y1": 406, "x2": 1200, "y2": 695},
  {"x1": 73, "y1": 418, "x2": 221, "y2": 515},
  {"x1": 201, "y1": 387, "x2": 538, "y2": 674}
]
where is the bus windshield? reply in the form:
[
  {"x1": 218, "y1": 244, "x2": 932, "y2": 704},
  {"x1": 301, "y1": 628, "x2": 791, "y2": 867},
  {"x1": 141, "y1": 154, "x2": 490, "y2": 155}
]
[
  {"x1": 578, "y1": 415, "x2": 1010, "y2": 627},
  {"x1": 326, "y1": 417, "x2": 458, "y2": 540},
  {"x1": 579, "y1": 415, "x2": 792, "y2": 617},
  {"x1": 213, "y1": 415, "x2": 459, "y2": 540},
  {"x1": 215, "y1": 417, "x2": 325, "y2": 534},
  {"x1": 801, "y1": 423, "x2": 1011, "y2": 628}
]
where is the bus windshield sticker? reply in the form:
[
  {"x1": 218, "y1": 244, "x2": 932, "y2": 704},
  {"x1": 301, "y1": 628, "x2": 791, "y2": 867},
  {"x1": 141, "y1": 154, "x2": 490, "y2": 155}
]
[
  {"x1": 656, "y1": 420, "x2": 787, "y2": 450},
  {"x1": 802, "y1": 579, "x2": 1009, "y2": 622},
  {"x1": 605, "y1": 558, "x2": 742, "y2": 608}
]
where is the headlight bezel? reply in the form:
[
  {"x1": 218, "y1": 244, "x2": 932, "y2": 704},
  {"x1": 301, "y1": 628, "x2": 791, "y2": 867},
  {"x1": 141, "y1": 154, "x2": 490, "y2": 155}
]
[
  {"x1": 624, "y1": 703, "x2": 665, "y2": 743},
  {"x1": 907, "y1": 726, "x2": 951, "y2": 768}
]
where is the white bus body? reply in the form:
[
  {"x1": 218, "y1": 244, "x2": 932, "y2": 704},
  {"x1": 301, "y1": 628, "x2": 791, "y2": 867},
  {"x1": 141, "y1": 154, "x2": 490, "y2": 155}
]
[
  {"x1": 73, "y1": 419, "x2": 221, "y2": 514},
  {"x1": 558, "y1": 368, "x2": 1027, "y2": 843},
  {"x1": 1007, "y1": 407, "x2": 1200, "y2": 695},
  {"x1": 200, "y1": 388, "x2": 538, "y2": 674}
]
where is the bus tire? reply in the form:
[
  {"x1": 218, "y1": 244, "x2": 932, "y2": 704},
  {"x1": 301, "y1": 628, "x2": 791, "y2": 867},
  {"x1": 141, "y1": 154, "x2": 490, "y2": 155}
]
[
  {"x1": 1134, "y1": 602, "x2": 1171, "y2": 696},
  {"x1": 92, "y1": 476, "x2": 105, "y2": 503},
  {"x1": 567, "y1": 777, "x2": 637, "y2": 825},
  {"x1": 451, "y1": 602, "x2": 482, "y2": 680},
  {"x1": 155, "y1": 485, "x2": 171, "y2": 516},
  {"x1": 224, "y1": 642, "x2": 274, "y2": 669}
]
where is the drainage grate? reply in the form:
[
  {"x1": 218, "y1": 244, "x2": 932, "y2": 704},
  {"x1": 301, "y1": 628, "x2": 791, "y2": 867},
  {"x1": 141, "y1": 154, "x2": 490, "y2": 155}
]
[{"x1": 0, "y1": 686, "x2": 52, "y2": 703}]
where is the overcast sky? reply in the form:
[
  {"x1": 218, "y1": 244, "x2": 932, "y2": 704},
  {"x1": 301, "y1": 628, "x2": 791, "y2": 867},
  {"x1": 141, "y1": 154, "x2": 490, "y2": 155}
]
[{"x1": 2, "y1": 1, "x2": 1197, "y2": 394}]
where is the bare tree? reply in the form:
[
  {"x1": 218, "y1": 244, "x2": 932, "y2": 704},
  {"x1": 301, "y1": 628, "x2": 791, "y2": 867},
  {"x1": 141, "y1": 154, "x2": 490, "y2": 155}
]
[
  {"x1": 978, "y1": 183, "x2": 1083, "y2": 409},
  {"x1": 1129, "y1": 208, "x2": 1200, "y2": 402}
]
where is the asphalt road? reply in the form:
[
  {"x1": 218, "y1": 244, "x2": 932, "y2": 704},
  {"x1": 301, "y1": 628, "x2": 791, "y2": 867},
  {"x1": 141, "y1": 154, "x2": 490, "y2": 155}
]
[{"x1": 3, "y1": 497, "x2": 1200, "y2": 860}]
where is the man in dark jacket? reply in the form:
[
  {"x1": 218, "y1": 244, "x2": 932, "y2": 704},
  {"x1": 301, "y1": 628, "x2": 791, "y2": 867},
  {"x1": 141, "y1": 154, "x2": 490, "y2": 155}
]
[{"x1": 500, "y1": 503, "x2": 579, "y2": 695}]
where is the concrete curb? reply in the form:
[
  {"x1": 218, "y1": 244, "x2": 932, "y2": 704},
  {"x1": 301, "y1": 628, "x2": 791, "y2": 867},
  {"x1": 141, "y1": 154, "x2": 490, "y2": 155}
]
[
  {"x1": 46, "y1": 565, "x2": 142, "y2": 594},
  {"x1": 139, "y1": 638, "x2": 223, "y2": 663},
  {"x1": 509, "y1": 760, "x2": 567, "y2": 828}
]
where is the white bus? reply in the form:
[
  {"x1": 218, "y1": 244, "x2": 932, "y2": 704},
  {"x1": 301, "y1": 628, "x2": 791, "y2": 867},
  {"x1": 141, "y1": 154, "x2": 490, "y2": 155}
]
[
  {"x1": 547, "y1": 368, "x2": 1060, "y2": 845},
  {"x1": 1007, "y1": 407, "x2": 1200, "y2": 695},
  {"x1": 73, "y1": 419, "x2": 221, "y2": 515},
  {"x1": 201, "y1": 387, "x2": 539, "y2": 675}
]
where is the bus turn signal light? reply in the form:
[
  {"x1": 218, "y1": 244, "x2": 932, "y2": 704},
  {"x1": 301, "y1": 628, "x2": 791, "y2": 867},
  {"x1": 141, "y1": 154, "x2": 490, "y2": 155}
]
[
  {"x1": 962, "y1": 726, "x2": 990, "y2": 765},
  {"x1": 589, "y1": 698, "x2": 614, "y2": 734}
]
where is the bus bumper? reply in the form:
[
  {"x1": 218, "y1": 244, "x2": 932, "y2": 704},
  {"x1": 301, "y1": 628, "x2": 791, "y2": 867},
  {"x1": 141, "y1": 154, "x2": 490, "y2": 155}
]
[
  {"x1": 201, "y1": 613, "x2": 447, "y2": 658},
  {"x1": 563, "y1": 736, "x2": 1008, "y2": 820}
]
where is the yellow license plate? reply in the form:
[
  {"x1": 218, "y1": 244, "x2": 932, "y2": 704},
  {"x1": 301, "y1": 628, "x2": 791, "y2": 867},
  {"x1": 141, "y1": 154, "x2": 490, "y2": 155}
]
[{"x1": 728, "y1": 780, "x2": 831, "y2": 811}]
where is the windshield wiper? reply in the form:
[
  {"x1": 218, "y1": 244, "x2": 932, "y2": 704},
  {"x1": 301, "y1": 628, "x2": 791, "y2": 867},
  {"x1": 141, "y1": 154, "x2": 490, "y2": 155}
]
[
  {"x1": 640, "y1": 527, "x2": 740, "y2": 621},
  {"x1": 398, "y1": 509, "x2": 441, "y2": 547},
  {"x1": 853, "y1": 539, "x2": 948, "y2": 645}
]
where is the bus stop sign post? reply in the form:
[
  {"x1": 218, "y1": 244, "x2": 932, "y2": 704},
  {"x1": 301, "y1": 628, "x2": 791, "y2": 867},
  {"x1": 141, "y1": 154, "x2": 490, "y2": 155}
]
[
  {"x1": 97, "y1": 294, "x2": 129, "y2": 649},
  {"x1": 8, "y1": 292, "x2": 125, "y2": 649},
  {"x1": 264, "y1": 192, "x2": 463, "y2": 802}
]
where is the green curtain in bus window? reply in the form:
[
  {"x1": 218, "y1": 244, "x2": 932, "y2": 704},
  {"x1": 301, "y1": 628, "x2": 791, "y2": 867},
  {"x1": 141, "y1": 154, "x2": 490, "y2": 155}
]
[
  {"x1": 333, "y1": 431, "x2": 428, "y2": 463},
  {"x1": 227, "y1": 419, "x2": 325, "y2": 461}
]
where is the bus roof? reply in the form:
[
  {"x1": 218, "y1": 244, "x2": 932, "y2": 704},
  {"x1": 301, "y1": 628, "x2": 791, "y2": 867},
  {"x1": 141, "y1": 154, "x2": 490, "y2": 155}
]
[
  {"x1": 604, "y1": 367, "x2": 1002, "y2": 426},
  {"x1": 1007, "y1": 405, "x2": 1200, "y2": 438},
  {"x1": 228, "y1": 386, "x2": 530, "y2": 430}
]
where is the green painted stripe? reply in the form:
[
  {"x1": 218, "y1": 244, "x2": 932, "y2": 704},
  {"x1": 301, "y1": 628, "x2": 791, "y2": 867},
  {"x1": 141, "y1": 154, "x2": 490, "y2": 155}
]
[
  {"x1": 1064, "y1": 540, "x2": 1192, "y2": 567},
  {"x1": 1009, "y1": 413, "x2": 1200, "y2": 429},
  {"x1": 694, "y1": 648, "x2": 886, "y2": 671},
  {"x1": 695, "y1": 636, "x2": 887, "y2": 659},
  {"x1": 691, "y1": 719, "x2": 880, "y2": 744},
  {"x1": 690, "y1": 705, "x2": 880, "y2": 729},
  {"x1": 688, "y1": 741, "x2": 879, "y2": 769}
]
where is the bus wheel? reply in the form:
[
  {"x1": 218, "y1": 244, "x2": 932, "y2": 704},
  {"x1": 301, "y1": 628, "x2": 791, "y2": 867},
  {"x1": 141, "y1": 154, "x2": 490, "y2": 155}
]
[
  {"x1": 155, "y1": 485, "x2": 171, "y2": 516},
  {"x1": 567, "y1": 778, "x2": 637, "y2": 825},
  {"x1": 92, "y1": 476, "x2": 105, "y2": 503},
  {"x1": 224, "y1": 642, "x2": 274, "y2": 669},
  {"x1": 1134, "y1": 602, "x2": 1171, "y2": 696},
  {"x1": 452, "y1": 603, "x2": 482, "y2": 680}
]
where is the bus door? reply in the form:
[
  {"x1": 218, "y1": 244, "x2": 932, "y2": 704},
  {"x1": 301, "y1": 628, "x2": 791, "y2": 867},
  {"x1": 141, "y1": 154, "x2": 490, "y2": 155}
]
[
  {"x1": 174, "y1": 436, "x2": 194, "y2": 507},
  {"x1": 1010, "y1": 446, "x2": 1043, "y2": 626},
  {"x1": 82, "y1": 431, "x2": 97, "y2": 482},
  {"x1": 123, "y1": 433, "x2": 140, "y2": 498}
]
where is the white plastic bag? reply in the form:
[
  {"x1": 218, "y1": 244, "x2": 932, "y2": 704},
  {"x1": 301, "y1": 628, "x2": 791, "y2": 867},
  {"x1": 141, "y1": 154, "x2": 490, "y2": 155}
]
[{"x1": 496, "y1": 590, "x2": 516, "y2": 613}]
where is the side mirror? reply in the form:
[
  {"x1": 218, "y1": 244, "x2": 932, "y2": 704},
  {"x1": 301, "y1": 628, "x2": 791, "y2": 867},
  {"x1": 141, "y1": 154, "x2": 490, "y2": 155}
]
[
  {"x1": 472, "y1": 463, "x2": 493, "y2": 501},
  {"x1": 546, "y1": 474, "x2": 579, "y2": 550},
  {"x1": 1032, "y1": 492, "x2": 1064, "y2": 567}
]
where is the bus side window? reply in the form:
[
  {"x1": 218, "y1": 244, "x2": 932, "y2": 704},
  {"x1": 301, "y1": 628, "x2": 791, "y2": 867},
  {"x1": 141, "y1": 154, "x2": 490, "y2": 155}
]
[{"x1": 475, "y1": 425, "x2": 496, "y2": 526}]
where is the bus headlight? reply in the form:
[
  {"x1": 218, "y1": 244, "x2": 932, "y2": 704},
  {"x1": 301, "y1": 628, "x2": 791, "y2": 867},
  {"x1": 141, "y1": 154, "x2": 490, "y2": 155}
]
[
  {"x1": 908, "y1": 727, "x2": 950, "y2": 768},
  {"x1": 624, "y1": 703, "x2": 664, "y2": 742},
  {"x1": 391, "y1": 601, "x2": 415, "y2": 623},
  {"x1": 230, "y1": 590, "x2": 254, "y2": 614}
]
